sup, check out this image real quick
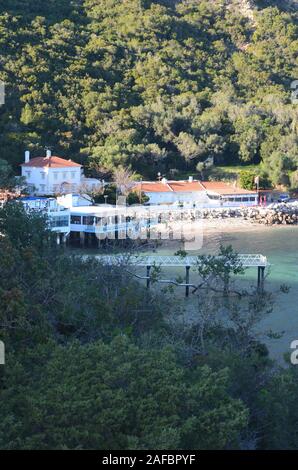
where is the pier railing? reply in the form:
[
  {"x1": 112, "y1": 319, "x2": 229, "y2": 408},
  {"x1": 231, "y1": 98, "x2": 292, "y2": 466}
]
[
  {"x1": 96, "y1": 254, "x2": 269, "y2": 268},
  {"x1": 95, "y1": 253, "x2": 269, "y2": 296}
]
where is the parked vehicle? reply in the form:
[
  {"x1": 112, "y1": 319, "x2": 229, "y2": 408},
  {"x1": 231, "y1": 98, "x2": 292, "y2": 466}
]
[{"x1": 277, "y1": 193, "x2": 290, "y2": 203}]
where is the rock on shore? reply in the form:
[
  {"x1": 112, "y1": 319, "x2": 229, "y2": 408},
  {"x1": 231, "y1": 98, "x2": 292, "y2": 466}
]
[{"x1": 191, "y1": 202, "x2": 298, "y2": 225}]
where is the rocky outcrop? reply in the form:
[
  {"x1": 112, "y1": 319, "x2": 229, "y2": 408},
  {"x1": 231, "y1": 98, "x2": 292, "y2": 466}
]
[
  {"x1": 187, "y1": 202, "x2": 298, "y2": 225},
  {"x1": 245, "y1": 204, "x2": 298, "y2": 225},
  {"x1": 225, "y1": 0, "x2": 256, "y2": 21}
]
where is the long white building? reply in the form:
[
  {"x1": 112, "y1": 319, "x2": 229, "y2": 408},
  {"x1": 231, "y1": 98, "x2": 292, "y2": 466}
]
[{"x1": 133, "y1": 178, "x2": 258, "y2": 207}]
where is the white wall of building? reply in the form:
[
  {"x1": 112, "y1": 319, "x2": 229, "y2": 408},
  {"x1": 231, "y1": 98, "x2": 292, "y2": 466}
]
[
  {"x1": 57, "y1": 193, "x2": 93, "y2": 208},
  {"x1": 22, "y1": 166, "x2": 82, "y2": 195},
  {"x1": 144, "y1": 191, "x2": 210, "y2": 207},
  {"x1": 144, "y1": 190, "x2": 258, "y2": 208},
  {"x1": 19, "y1": 197, "x2": 70, "y2": 234},
  {"x1": 207, "y1": 192, "x2": 258, "y2": 207}
]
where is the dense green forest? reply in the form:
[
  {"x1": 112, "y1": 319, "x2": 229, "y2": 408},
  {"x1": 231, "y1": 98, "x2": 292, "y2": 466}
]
[
  {"x1": 0, "y1": 0, "x2": 297, "y2": 186},
  {"x1": 0, "y1": 201, "x2": 298, "y2": 450}
]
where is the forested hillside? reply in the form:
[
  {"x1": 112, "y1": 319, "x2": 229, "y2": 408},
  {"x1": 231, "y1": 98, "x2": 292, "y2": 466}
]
[{"x1": 0, "y1": 0, "x2": 297, "y2": 185}]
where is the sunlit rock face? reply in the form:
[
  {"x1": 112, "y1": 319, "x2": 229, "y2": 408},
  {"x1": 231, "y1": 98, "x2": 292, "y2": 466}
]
[{"x1": 219, "y1": 0, "x2": 297, "y2": 14}]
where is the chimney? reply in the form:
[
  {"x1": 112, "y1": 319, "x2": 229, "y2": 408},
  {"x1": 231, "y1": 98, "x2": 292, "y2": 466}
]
[
  {"x1": 189, "y1": 176, "x2": 193, "y2": 183},
  {"x1": 25, "y1": 150, "x2": 30, "y2": 163},
  {"x1": 46, "y1": 149, "x2": 52, "y2": 158}
]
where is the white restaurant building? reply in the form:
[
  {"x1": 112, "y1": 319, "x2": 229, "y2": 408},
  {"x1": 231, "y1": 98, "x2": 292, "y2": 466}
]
[
  {"x1": 19, "y1": 196, "x2": 70, "y2": 244},
  {"x1": 133, "y1": 178, "x2": 258, "y2": 208}
]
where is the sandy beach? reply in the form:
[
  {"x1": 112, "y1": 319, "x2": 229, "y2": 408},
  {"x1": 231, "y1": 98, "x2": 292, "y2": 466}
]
[{"x1": 150, "y1": 217, "x2": 294, "y2": 251}]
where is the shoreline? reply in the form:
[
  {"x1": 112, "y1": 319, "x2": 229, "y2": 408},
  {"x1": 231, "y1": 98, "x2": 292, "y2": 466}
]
[
  {"x1": 147, "y1": 204, "x2": 298, "y2": 247},
  {"x1": 198, "y1": 218, "x2": 298, "y2": 234},
  {"x1": 154, "y1": 218, "x2": 298, "y2": 248}
]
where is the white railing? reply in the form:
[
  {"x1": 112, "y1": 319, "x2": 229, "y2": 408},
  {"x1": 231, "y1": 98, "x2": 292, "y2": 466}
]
[
  {"x1": 96, "y1": 254, "x2": 269, "y2": 268},
  {"x1": 70, "y1": 221, "x2": 149, "y2": 234}
]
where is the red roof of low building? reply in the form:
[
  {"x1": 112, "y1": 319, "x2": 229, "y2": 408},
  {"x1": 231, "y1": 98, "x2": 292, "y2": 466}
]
[
  {"x1": 0, "y1": 190, "x2": 20, "y2": 202},
  {"x1": 168, "y1": 181, "x2": 205, "y2": 192},
  {"x1": 134, "y1": 180, "x2": 205, "y2": 193},
  {"x1": 133, "y1": 180, "x2": 257, "y2": 195},
  {"x1": 201, "y1": 181, "x2": 257, "y2": 195},
  {"x1": 21, "y1": 156, "x2": 81, "y2": 168},
  {"x1": 134, "y1": 182, "x2": 172, "y2": 193}
]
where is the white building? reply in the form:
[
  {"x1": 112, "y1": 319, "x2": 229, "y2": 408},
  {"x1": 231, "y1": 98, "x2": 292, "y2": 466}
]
[
  {"x1": 19, "y1": 196, "x2": 70, "y2": 243},
  {"x1": 200, "y1": 182, "x2": 258, "y2": 207},
  {"x1": 57, "y1": 193, "x2": 93, "y2": 208},
  {"x1": 133, "y1": 178, "x2": 210, "y2": 207},
  {"x1": 21, "y1": 150, "x2": 101, "y2": 196},
  {"x1": 133, "y1": 178, "x2": 258, "y2": 207}
]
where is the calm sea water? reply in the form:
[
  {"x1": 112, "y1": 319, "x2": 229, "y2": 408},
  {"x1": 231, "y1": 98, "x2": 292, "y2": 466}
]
[{"x1": 199, "y1": 226, "x2": 298, "y2": 362}]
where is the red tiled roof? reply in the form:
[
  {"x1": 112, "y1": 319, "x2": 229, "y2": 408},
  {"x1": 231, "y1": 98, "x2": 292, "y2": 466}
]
[
  {"x1": 134, "y1": 180, "x2": 205, "y2": 193},
  {"x1": 133, "y1": 180, "x2": 257, "y2": 195},
  {"x1": 0, "y1": 190, "x2": 20, "y2": 202},
  {"x1": 201, "y1": 181, "x2": 257, "y2": 195},
  {"x1": 168, "y1": 181, "x2": 205, "y2": 192},
  {"x1": 134, "y1": 182, "x2": 172, "y2": 193},
  {"x1": 21, "y1": 156, "x2": 81, "y2": 168}
]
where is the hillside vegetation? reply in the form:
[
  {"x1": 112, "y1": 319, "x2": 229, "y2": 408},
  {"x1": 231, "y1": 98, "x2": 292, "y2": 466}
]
[
  {"x1": 1, "y1": 202, "x2": 298, "y2": 450},
  {"x1": 0, "y1": 0, "x2": 297, "y2": 186}
]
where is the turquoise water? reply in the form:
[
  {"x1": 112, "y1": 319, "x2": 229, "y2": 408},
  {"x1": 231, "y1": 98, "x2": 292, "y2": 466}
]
[
  {"x1": 200, "y1": 226, "x2": 298, "y2": 362},
  {"x1": 201, "y1": 226, "x2": 298, "y2": 286}
]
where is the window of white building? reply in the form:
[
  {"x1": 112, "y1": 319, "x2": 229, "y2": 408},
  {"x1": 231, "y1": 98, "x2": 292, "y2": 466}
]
[{"x1": 54, "y1": 173, "x2": 59, "y2": 181}]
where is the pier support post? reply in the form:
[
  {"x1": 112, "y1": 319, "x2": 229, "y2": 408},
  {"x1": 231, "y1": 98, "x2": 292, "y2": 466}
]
[
  {"x1": 146, "y1": 266, "x2": 151, "y2": 289},
  {"x1": 86, "y1": 232, "x2": 92, "y2": 247},
  {"x1": 261, "y1": 267, "x2": 265, "y2": 292},
  {"x1": 257, "y1": 266, "x2": 265, "y2": 292},
  {"x1": 80, "y1": 232, "x2": 85, "y2": 247},
  {"x1": 147, "y1": 217, "x2": 151, "y2": 240},
  {"x1": 185, "y1": 266, "x2": 190, "y2": 297}
]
